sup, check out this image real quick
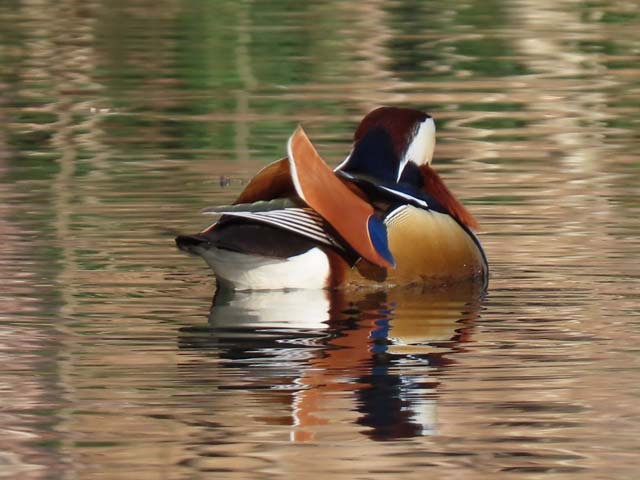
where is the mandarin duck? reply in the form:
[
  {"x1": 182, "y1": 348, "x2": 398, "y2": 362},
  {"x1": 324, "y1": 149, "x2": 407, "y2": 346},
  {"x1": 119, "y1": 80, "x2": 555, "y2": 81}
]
[{"x1": 176, "y1": 107, "x2": 488, "y2": 290}]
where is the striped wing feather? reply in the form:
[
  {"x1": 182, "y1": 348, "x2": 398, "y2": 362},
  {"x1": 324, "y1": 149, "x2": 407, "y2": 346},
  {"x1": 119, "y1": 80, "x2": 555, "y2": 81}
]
[
  {"x1": 203, "y1": 204, "x2": 339, "y2": 249},
  {"x1": 202, "y1": 198, "x2": 300, "y2": 215}
]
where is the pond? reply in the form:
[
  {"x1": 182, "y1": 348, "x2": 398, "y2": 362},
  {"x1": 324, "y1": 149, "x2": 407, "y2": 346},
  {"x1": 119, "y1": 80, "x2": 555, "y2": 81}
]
[{"x1": 1, "y1": 1, "x2": 639, "y2": 479}]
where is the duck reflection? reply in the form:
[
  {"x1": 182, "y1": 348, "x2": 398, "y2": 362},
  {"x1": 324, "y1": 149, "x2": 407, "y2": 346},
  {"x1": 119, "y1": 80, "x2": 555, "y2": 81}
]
[{"x1": 178, "y1": 283, "x2": 485, "y2": 441}]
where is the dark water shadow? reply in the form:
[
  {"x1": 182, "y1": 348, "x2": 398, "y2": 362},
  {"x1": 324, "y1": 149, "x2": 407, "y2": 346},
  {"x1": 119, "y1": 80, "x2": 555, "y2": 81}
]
[{"x1": 178, "y1": 283, "x2": 486, "y2": 441}]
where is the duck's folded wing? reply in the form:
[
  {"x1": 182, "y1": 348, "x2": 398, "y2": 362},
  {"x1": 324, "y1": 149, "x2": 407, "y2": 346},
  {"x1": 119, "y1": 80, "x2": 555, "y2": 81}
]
[
  {"x1": 287, "y1": 126, "x2": 394, "y2": 268},
  {"x1": 203, "y1": 200, "x2": 342, "y2": 250}
]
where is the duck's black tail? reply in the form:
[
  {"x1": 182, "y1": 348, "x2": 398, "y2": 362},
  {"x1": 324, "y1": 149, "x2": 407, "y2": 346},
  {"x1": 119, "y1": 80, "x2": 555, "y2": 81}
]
[{"x1": 175, "y1": 233, "x2": 210, "y2": 255}]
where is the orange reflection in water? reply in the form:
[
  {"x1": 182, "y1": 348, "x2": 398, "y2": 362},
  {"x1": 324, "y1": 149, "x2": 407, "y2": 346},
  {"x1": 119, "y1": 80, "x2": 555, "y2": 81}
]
[{"x1": 203, "y1": 283, "x2": 485, "y2": 443}]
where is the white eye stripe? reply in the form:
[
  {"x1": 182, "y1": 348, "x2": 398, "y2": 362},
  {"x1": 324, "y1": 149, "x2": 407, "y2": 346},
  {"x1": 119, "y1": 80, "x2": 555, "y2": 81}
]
[{"x1": 398, "y1": 117, "x2": 436, "y2": 180}]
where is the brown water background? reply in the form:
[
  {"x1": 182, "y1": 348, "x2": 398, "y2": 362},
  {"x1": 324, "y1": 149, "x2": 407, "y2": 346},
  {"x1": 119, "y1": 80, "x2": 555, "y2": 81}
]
[{"x1": 1, "y1": 1, "x2": 639, "y2": 479}]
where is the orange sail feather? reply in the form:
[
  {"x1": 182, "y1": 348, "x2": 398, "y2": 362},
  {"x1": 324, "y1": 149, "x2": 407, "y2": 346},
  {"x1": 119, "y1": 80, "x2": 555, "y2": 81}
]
[{"x1": 287, "y1": 126, "x2": 393, "y2": 268}]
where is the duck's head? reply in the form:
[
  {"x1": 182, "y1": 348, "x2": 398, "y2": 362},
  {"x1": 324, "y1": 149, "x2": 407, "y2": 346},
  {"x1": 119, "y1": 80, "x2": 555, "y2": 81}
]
[{"x1": 336, "y1": 107, "x2": 436, "y2": 185}]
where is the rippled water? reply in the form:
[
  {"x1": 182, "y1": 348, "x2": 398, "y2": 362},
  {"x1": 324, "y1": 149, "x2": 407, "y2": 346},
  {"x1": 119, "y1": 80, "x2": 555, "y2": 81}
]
[{"x1": 1, "y1": 1, "x2": 639, "y2": 479}]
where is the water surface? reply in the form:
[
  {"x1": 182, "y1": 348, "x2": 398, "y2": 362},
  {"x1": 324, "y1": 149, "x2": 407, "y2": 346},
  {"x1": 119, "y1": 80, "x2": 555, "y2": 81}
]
[{"x1": 1, "y1": 1, "x2": 639, "y2": 479}]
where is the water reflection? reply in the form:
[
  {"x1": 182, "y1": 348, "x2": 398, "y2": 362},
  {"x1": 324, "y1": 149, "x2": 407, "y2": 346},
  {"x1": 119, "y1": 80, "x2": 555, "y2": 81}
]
[
  {"x1": 1, "y1": 0, "x2": 639, "y2": 477},
  {"x1": 179, "y1": 284, "x2": 485, "y2": 442}
]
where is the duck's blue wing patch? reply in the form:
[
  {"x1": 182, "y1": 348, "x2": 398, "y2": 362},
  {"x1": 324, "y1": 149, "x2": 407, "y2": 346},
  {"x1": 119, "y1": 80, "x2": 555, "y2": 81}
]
[{"x1": 367, "y1": 216, "x2": 396, "y2": 268}]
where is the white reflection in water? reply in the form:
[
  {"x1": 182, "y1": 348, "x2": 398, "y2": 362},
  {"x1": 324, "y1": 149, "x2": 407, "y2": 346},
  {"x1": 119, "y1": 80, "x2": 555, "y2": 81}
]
[{"x1": 185, "y1": 284, "x2": 486, "y2": 442}]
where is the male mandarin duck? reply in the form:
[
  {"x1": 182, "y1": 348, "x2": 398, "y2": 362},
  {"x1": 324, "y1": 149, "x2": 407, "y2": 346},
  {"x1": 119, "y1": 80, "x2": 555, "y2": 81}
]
[{"x1": 176, "y1": 107, "x2": 488, "y2": 290}]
